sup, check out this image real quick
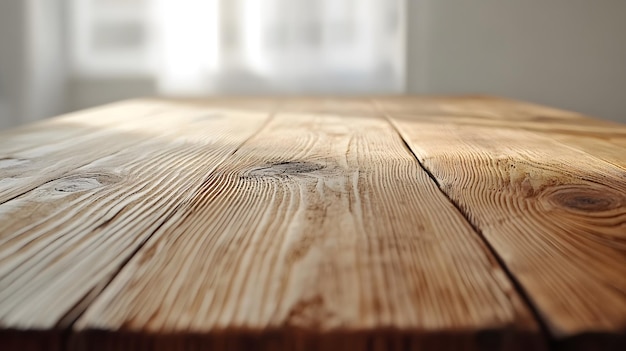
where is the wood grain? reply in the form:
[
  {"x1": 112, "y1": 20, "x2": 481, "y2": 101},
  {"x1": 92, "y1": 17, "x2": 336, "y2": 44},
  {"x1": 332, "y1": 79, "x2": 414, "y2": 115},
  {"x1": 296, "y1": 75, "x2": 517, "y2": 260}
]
[
  {"x1": 2, "y1": 96, "x2": 625, "y2": 351},
  {"x1": 0, "y1": 100, "x2": 273, "y2": 348},
  {"x1": 72, "y1": 100, "x2": 543, "y2": 351},
  {"x1": 381, "y1": 97, "x2": 626, "y2": 349},
  {"x1": 0, "y1": 100, "x2": 179, "y2": 204},
  {"x1": 375, "y1": 96, "x2": 626, "y2": 169}
]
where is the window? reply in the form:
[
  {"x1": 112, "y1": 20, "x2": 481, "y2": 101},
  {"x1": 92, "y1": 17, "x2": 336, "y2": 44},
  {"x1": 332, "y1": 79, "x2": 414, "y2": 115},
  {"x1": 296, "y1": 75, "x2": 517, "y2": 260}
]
[
  {"x1": 70, "y1": 0, "x2": 405, "y2": 94},
  {"x1": 71, "y1": 0, "x2": 154, "y2": 76}
]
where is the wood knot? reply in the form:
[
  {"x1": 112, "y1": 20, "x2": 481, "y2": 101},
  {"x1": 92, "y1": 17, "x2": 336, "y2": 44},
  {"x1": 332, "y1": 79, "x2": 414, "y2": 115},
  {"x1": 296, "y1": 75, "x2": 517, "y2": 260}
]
[
  {"x1": 53, "y1": 176, "x2": 109, "y2": 193},
  {"x1": 247, "y1": 161, "x2": 324, "y2": 177},
  {"x1": 547, "y1": 186, "x2": 623, "y2": 212}
]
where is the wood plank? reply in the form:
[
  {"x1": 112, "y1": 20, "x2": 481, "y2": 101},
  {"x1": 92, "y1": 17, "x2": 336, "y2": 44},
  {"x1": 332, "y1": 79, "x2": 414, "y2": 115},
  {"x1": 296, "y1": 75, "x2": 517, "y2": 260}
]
[
  {"x1": 382, "y1": 98, "x2": 626, "y2": 349},
  {"x1": 376, "y1": 96, "x2": 626, "y2": 168},
  {"x1": 0, "y1": 98, "x2": 279, "y2": 204},
  {"x1": 0, "y1": 100, "x2": 273, "y2": 349},
  {"x1": 0, "y1": 100, "x2": 183, "y2": 204},
  {"x1": 73, "y1": 100, "x2": 544, "y2": 351},
  {"x1": 0, "y1": 100, "x2": 160, "y2": 155}
]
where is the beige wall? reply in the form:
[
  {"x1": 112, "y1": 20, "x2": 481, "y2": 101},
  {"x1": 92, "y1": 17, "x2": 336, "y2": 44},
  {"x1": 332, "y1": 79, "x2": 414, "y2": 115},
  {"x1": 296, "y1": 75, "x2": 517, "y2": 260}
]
[{"x1": 407, "y1": 0, "x2": 626, "y2": 123}]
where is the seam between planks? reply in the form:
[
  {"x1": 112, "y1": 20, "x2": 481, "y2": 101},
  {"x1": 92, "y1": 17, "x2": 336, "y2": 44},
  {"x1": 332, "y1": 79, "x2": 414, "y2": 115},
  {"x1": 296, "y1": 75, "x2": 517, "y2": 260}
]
[
  {"x1": 55, "y1": 106, "x2": 279, "y2": 351},
  {"x1": 372, "y1": 100, "x2": 556, "y2": 349}
]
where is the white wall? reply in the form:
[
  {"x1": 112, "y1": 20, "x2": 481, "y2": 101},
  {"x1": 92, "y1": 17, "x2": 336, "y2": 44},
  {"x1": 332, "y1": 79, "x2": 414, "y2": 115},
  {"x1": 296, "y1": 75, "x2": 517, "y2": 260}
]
[
  {"x1": 26, "y1": 0, "x2": 68, "y2": 122},
  {"x1": 67, "y1": 77, "x2": 156, "y2": 111},
  {"x1": 0, "y1": 0, "x2": 67, "y2": 130},
  {"x1": 0, "y1": 1, "x2": 27, "y2": 130},
  {"x1": 408, "y1": 0, "x2": 626, "y2": 123}
]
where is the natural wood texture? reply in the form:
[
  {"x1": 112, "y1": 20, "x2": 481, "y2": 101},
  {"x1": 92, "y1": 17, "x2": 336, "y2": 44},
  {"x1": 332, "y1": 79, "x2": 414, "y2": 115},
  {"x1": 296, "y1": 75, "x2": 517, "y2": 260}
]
[
  {"x1": 72, "y1": 100, "x2": 541, "y2": 350},
  {"x1": 375, "y1": 96, "x2": 626, "y2": 168},
  {"x1": 1, "y1": 97, "x2": 625, "y2": 351},
  {"x1": 0, "y1": 101, "x2": 163, "y2": 204},
  {"x1": 379, "y1": 97, "x2": 626, "y2": 349},
  {"x1": 0, "y1": 100, "x2": 272, "y2": 347}
]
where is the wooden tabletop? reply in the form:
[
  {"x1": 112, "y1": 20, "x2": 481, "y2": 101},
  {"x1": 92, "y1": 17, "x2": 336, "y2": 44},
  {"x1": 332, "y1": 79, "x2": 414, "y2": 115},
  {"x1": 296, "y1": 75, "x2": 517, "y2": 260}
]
[{"x1": 0, "y1": 97, "x2": 624, "y2": 351}]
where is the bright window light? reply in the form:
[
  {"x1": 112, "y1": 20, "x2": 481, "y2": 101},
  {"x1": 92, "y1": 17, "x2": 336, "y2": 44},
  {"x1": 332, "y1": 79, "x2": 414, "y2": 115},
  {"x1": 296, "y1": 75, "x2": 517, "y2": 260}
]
[{"x1": 70, "y1": 0, "x2": 405, "y2": 94}]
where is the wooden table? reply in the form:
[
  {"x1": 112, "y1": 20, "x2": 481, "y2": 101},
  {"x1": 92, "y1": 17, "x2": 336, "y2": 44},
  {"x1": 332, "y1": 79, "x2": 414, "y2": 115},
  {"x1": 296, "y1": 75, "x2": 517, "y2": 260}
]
[{"x1": 0, "y1": 97, "x2": 624, "y2": 351}]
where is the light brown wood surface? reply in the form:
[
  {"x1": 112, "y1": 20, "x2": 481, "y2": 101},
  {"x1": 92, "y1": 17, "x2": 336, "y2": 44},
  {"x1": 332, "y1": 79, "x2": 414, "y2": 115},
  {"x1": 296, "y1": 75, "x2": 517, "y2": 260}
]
[
  {"x1": 0, "y1": 99, "x2": 273, "y2": 349},
  {"x1": 0, "y1": 97, "x2": 624, "y2": 351},
  {"x1": 377, "y1": 96, "x2": 626, "y2": 350}
]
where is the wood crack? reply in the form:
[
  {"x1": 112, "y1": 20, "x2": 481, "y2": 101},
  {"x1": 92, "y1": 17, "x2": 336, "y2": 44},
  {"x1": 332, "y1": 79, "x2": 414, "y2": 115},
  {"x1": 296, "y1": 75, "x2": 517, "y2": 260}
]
[
  {"x1": 56, "y1": 108, "x2": 279, "y2": 351},
  {"x1": 382, "y1": 112, "x2": 556, "y2": 349}
]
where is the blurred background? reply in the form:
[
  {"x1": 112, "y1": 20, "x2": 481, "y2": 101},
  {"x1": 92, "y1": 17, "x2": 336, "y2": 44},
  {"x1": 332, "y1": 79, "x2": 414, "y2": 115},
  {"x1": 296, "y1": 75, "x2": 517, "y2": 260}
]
[{"x1": 0, "y1": 0, "x2": 625, "y2": 130}]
